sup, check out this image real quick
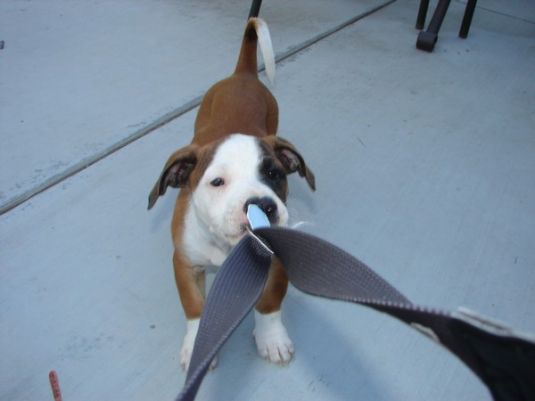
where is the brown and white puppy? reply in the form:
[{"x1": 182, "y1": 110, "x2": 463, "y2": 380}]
[{"x1": 148, "y1": 18, "x2": 315, "y2": 371}]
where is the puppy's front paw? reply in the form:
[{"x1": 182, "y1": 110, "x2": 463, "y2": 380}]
[
  {"x1": 180, "y1": 348, "x2": 218, "y2": 371},
  {"x1": 180, "y1": 319, "x2": 218, "y2": 371},
  {"x1": 254, "y1": 311, "x2": 294, "y2": 364},
  {"x1": 180, "y1": 336, "x2": 195, "y2": 371},
  {"x1": 180, "y1": 319, "x2": 199, "y2": 371}
]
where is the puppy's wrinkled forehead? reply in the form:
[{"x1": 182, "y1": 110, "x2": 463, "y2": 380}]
[{"x1": 205, "y1": 134, "x2": 261, "y2": 180}]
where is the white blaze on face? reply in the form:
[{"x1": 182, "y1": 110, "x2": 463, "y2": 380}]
[{"x1": 191, "y1": 134, "x2": 288, "y2": 246}]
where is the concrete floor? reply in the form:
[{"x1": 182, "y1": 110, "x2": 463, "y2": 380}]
[{"x1": 1, "y1": 0, "x2": 534, "y2": 400}]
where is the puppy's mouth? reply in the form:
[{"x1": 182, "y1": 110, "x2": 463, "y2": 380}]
[
  {"x1": 236, "y1": 223, "x2": 249, "y2": 238},
  {"x1": 224, "y1": 207, "x2": 280, "y2": 244},
  {"x1": 224, "y1": 223, "x2": 248, "y2": 243}
]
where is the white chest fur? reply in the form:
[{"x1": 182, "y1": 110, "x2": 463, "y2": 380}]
[{"x1": 181, "y1": 202, "x2": 231, "y2": 267}]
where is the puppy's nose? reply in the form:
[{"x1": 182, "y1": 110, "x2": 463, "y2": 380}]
[{"x1": 244, "y1": 196, "x2": 278, "y2": 222}]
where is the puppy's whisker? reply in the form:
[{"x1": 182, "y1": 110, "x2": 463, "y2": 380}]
[{"x1": 289, "y1": 220, "x2": 313, "y2": 230}]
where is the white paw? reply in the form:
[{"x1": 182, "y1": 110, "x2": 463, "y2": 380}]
[
  {"x1": 180, "y1": 345, "x2": 192, "y2": 371},
  {"x1": 179, "y1": 319, "x2": 218, "y2": 371},
  {"x1": 253, "y1": 311, "x2": 294, "y2": 364},
  {"x1": 180, "y1": 319, "x2": 199, "y2": 371}
]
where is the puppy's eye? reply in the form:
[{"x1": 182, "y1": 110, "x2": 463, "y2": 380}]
[
  {"x1": 210, "y1": 177, "x2": 225, "y2": 187},
  {"x1": 267, "y1": 169, "x2": 283, "y2": 181}
]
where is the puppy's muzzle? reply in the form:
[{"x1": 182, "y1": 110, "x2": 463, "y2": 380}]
[{"x1": 244, "y1": 196, "x2": 278, "y2": 224}]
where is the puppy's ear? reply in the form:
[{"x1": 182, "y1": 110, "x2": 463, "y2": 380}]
[
  {"x1": 148, "y1": 144, "x2": 198, "y2": 210},
  {"x1": 265, "y1": 136, "x2": 316, "y2": 191}
]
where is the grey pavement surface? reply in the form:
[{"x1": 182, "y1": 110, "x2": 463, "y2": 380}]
[
  {"x1": 0, "y1": 0, "x2": 389, "y2": 213},
  {"x1": 1, "y1": 0, "x2": 535, "y2": 400}
]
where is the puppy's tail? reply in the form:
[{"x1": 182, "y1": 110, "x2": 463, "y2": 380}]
[{"x1": 234, "y1": 17, "x2": 275, "y2": 84}]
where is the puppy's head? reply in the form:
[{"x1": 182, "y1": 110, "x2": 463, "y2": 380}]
[{"x1": 148, "y1": 134, "x2": 315, "y2": 246}]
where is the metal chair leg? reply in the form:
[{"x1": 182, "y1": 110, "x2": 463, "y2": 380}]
[
  {"x1": 459, "y1": 0, "x2": 478, "y2": 38},
  {"x1": 416, "y1": 0, "x2": 452, "y2": 52},
  {"x1": 415, "y1": 0, "x2": 430, "y2": 30},
  {"x1": 249, "y1": 0, "x2": 262, "y2": 18}
]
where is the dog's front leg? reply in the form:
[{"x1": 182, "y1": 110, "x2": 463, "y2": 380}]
[
  {"x1": 173, "y1": 251, "x2": 208, "y2": 371},
  {"x1": 254, "y1": 257, "x2": 294, "y2": 364}
]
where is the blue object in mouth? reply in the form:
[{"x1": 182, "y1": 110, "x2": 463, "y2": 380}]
[{"x1": 246, "y1": 204, "x2": 271, "y2": 230}]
